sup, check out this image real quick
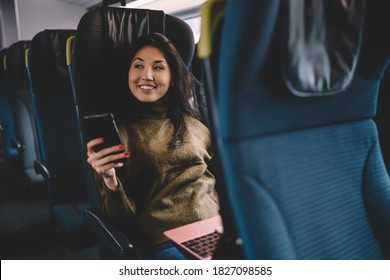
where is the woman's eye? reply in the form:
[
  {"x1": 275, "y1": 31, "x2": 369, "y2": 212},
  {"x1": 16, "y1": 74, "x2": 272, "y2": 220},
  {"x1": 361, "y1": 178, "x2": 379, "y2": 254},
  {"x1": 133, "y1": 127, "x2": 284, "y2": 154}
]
[
  {"x1": 154, "y1": 66, "x2": 164, "y2": 70},
  {"x1": 134, "y1": 64, "x2": 143, "y2": 69}
]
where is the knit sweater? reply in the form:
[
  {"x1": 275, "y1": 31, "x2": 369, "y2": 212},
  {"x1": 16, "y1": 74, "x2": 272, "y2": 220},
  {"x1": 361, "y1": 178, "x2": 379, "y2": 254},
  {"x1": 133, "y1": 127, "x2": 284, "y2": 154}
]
[{"x1": 96, "y1": 97, "x2": 219, "y2": 251}]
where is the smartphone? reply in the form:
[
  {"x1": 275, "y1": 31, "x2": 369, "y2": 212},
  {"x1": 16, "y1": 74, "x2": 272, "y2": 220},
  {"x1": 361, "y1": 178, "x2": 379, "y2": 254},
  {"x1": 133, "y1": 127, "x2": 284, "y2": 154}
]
[{"x1": 82, "y1": 113, "x2": 128, "y2": 164}]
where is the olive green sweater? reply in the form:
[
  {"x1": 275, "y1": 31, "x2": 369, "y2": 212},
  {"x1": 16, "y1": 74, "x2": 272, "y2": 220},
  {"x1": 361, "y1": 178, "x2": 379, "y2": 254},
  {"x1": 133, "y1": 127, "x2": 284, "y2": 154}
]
[{"x1": 96, "y1": 98, "x2": 219, "y2": 250}]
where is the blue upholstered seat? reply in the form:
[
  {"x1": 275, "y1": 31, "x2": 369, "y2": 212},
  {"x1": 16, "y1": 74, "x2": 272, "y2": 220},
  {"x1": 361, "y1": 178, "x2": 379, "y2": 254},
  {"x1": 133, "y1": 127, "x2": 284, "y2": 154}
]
[
  {"x1": 27, "y1": 29, "x2": 95, "y2": 251},
  {"x1": 0, "y1": 48, "x2": 19, "y2": 163},
  {"x1": 216, "y1": 0, "x2": 390, "y2": 259},
  {"x1": 6, "y1": 41, "x2": 44, "y2": 189}
]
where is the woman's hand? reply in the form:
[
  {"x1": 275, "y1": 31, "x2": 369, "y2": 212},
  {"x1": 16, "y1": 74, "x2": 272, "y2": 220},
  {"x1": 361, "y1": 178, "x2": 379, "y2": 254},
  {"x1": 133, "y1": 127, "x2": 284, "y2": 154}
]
[{"x1": 86, "y1": 137, "x2": 130, "y2": 191}]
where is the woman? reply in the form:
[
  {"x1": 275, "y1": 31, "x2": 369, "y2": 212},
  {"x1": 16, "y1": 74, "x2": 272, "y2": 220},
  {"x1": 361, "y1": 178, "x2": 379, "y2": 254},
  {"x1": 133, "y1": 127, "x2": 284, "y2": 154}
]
[{"x1": 86, "y1": 33, "x2": 219, "y2": 259}]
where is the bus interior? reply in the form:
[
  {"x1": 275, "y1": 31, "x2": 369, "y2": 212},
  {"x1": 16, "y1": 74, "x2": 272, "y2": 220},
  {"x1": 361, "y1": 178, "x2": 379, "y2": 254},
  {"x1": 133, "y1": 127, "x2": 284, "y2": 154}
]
[{"x1": 0, "y1": 0, "x2": 389, "y2": 260}]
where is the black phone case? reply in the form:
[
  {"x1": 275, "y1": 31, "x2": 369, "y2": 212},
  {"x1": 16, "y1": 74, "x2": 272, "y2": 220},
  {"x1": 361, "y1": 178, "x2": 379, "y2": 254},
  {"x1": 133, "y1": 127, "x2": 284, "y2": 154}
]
[{"x1": 82, "y1": 113, "x2": 128, "y2": 164}]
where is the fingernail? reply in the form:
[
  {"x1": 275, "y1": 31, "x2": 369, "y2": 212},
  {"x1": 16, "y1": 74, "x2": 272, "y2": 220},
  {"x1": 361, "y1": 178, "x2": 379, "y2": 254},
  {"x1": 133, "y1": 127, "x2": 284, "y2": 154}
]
[
  {"x1": 124, "y1": 151, "x2": 130, "y2": 157},
  {"x1": 100, "y1": 137, "x2": 105, "y2": 142},
  {"x1": 118, "y1": 144, "x2": 124, "y2": 150}
]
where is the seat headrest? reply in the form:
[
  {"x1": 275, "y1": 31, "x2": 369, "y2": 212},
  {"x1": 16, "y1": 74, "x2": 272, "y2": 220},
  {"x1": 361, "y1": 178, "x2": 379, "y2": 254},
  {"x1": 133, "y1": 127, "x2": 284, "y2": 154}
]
[
  {"x1": 0, "y1": 48, "x2": 7, "y2": 79},
  {"x1": 28, "y1": 29, "x2": 76, "y2": 95},
  {"x1": 217, "y1": 0, "x2": 389, "y2": 139},
  {"x1": 282, "y1": 0, "x2": 365, "y2": 96},
  {"x1": 6, "y1": 41, "x2": 30, "y2": 90},
  {"x1": 0, "y1": 49, "x2": 9, "y2": 97},
  {"x1": 73, "y1": 7, "x2": 195, "y2": 124}
]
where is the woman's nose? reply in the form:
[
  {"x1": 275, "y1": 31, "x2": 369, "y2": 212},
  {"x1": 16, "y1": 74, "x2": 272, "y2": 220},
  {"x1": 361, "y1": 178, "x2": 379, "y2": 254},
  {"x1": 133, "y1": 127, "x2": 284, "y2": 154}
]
[{"x1": 141, "y1": 67, "x2": 154, "y2": 80}]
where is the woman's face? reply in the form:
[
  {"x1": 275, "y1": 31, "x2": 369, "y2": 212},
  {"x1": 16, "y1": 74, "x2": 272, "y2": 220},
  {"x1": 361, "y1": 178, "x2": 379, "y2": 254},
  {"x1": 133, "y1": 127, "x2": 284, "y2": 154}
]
[{"x1": 128, "y1": 46, "x2": 172, "y2": 103}]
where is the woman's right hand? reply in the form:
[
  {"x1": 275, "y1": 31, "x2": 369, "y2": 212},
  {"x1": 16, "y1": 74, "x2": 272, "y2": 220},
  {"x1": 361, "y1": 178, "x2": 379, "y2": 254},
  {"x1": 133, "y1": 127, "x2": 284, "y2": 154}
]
[{"x1": 86, "y1": 137, "x2": 130, "y2": 191}]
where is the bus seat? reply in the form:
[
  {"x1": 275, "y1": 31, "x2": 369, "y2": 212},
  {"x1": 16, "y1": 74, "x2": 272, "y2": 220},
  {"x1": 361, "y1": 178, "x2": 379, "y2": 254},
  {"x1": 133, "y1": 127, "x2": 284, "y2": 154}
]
[
  {"x1": 6, "y1": 41, "x2": 44, "y2": 190},
  {"x1": 71, "y1": 7, "x2": 195, "y2": 259},
  {"x1": 0, "y1": 48, "x2": 19, "y2": 163},
  {"x1": 197, "y1": 0, "x2": 244, "y2": 259},
  {"x1": 189, "y1": 43, "x2": 209, "y2": 125},
  {"x1": 27, "y1": 29, "x2": 96, "y2": 251},
  {"x1": 217, "y1": 0, "x2": 390, "y2": 259},
  {"x1": 375, "y1": 66, "x2": 390, "y2": 174},
  {"x1": 67, "y1": 34, "x2": 134, "y2": 259}
]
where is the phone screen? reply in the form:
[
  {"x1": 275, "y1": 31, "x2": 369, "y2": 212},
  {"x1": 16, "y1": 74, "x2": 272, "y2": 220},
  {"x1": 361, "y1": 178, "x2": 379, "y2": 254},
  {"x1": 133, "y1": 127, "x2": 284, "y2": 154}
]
[{"x1": 82, "y1": 113, "x2": 128, "y2": 164}]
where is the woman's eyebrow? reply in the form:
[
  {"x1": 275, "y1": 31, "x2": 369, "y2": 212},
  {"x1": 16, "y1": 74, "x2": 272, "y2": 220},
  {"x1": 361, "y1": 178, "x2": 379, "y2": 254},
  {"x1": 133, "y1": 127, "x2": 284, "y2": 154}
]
[
  {"x1": 154, "y1": 60, "x2": 168, "y2": 64},
  {"x1": 132, "y1": 57, "x2": 144, "y2": 63}
]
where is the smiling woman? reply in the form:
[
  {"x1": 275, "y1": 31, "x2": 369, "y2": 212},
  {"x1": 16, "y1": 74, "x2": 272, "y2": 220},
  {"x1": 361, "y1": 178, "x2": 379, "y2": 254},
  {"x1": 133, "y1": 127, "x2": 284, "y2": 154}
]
[
  {"x1": 0, "y1": 0, "x2": 209, "y2": 262},
  {"x1": 2, "y1": 0, "x2": 389, "y2": 271},
  {"x1": 129, "y1": 45, "x2": 172, "y2": 103},
  {"x1": 85, "y1": 33, "x2": 220, "y2": 259}
]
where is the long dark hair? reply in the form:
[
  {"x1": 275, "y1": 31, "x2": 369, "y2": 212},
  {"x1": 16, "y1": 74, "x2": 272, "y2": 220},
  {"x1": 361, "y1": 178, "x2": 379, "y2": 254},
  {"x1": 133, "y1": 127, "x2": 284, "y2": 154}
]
[{"x1": 128, "y1": 33, "x2": 204, "y2": 148}]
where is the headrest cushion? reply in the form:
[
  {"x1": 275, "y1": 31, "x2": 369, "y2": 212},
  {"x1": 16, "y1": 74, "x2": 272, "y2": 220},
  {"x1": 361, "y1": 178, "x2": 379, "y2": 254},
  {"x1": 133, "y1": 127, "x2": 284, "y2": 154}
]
[
  {"x1": 282, "y1": 0, "x2": 365, "y2": 96},
  {"x1": 73, "y1": 8, "x2": 195, "y2": 123},
  {"x1": 6, "y1": 41, "x2": 30, "y2": 90},
  {"x1": 28, "y1": 29, "x2": 76, "y2": 95}
]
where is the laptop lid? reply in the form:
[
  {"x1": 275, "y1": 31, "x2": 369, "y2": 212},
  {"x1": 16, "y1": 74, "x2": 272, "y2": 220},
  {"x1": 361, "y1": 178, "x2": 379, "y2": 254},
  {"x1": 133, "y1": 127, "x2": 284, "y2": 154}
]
[{"x1": 164, "y1": 215, "x2": 223, "y2": 260}]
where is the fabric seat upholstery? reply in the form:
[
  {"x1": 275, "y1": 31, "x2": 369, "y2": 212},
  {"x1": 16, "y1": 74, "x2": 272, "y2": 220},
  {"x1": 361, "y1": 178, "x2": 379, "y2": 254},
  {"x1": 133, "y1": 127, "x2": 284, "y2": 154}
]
[
  {"x1": 0, "y1": 48, "x2": 19, "y2": 162},
  {"x1": 6, "y1": 41, "x2": 44, "y2": 189},
  {"x1": 27, "y1": 29, "x2": 95, "y2": 250},
  {"x1": 216, "y1": 0, "x2": 390, "y2": 259}
]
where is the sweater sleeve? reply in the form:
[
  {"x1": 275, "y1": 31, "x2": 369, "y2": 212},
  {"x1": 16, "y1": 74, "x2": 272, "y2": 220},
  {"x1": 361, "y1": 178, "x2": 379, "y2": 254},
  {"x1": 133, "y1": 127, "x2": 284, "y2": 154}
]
[{"x1": 95, "y1": 172, "x2": 136, "y2": 226}]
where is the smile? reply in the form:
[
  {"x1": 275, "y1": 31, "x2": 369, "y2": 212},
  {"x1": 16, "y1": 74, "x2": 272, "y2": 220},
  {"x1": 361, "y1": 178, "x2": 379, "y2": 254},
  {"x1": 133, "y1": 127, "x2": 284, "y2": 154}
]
[{"x1": 139, "y1": 85, "x2": 156, "y2": 90}]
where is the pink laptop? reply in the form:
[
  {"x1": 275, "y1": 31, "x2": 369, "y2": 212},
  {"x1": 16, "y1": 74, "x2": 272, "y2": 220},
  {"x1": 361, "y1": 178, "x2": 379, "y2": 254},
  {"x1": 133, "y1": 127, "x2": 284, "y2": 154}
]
[{"x1": 164, "y1": 215, "x2": 223, "y2": 260}]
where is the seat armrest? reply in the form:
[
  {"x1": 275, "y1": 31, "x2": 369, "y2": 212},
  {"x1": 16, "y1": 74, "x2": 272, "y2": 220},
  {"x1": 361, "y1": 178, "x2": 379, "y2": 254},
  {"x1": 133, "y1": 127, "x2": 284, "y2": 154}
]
[
  {"x1": 213, "y1": 233, "x2": 244, "y2": 260},
  {"x1": 83, "y1": 208, "x2": 135, "y2": 259},
  {"x1": 34, "y1": 160, "x2": 54, "y2": 182},
  {"x1": 11, "y1": 138, "x2": 25, "y2": 152}
]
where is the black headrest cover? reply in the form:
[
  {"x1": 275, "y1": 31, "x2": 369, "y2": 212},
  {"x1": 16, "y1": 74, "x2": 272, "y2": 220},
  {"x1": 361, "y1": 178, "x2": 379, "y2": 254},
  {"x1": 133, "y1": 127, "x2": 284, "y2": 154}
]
[
  {"x1": 6, "y1": 41, "x2": 30, "y2": 90},
  {"x1": 0, "y1": 49, "x2": 7, "y2": 80},
  {"x1": 282, "y1": 0, "x2": 365, "y2": 96},
  {"x1": 73, "y1": 8, "x2": 195, "y2": 123},
  {"x1": 29, "y1": 30, "x2": 76, "y2": 95}
]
